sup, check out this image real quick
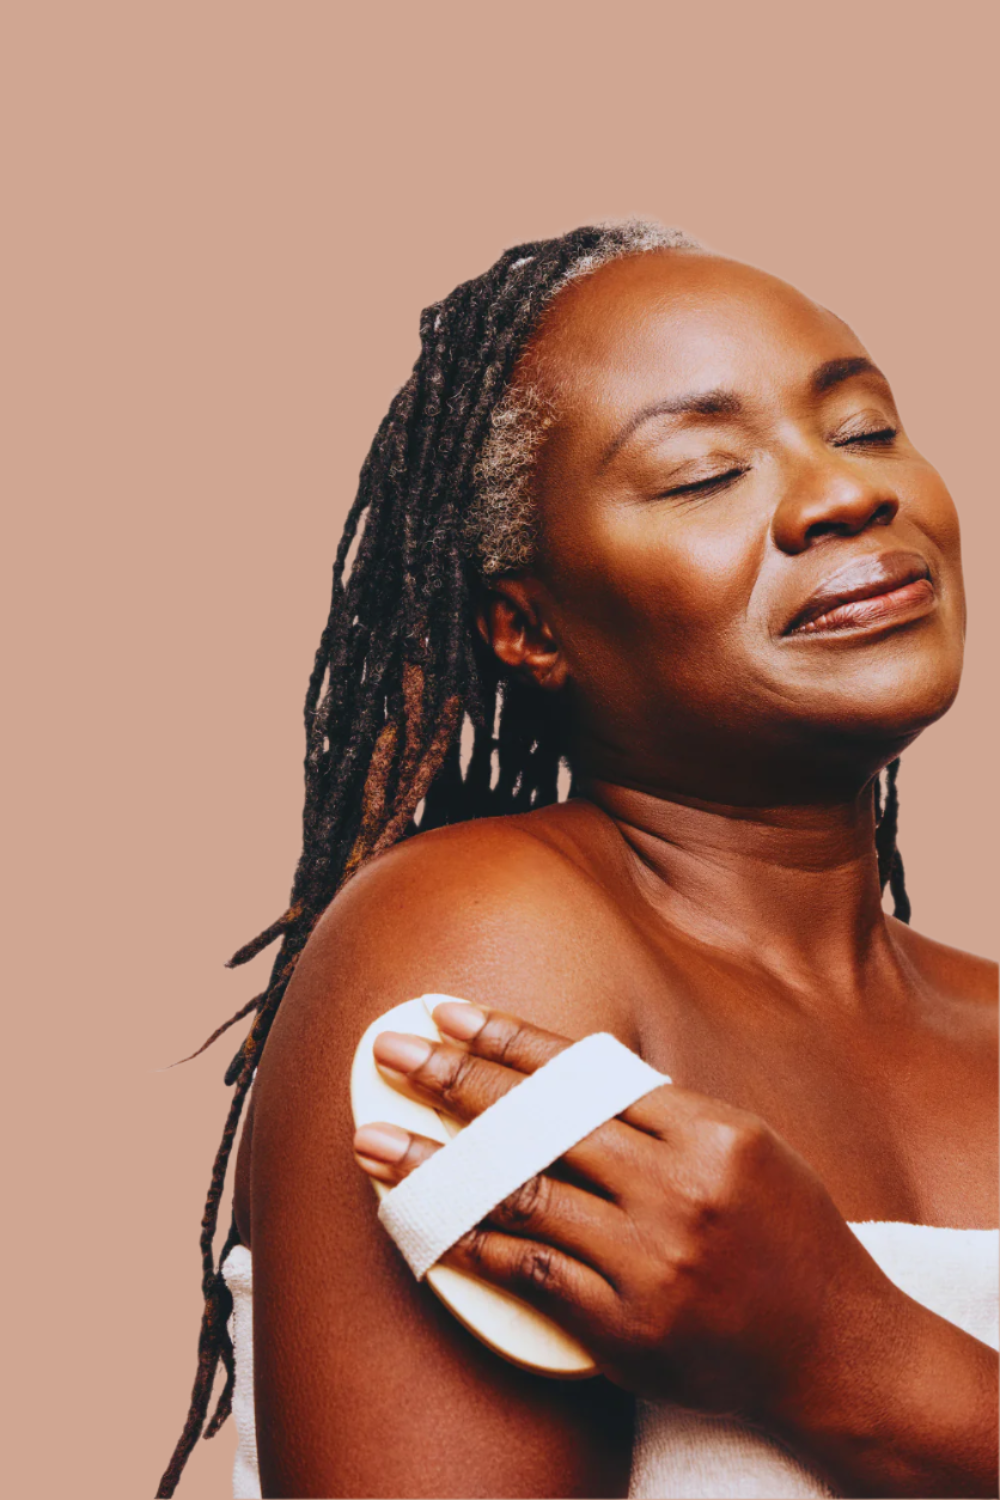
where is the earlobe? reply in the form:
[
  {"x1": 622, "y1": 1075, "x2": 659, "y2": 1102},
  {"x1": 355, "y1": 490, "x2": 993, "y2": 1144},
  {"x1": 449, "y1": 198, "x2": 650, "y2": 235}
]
[{"x1": 531, "y1": 646, "x2": 569, "y2": 692}]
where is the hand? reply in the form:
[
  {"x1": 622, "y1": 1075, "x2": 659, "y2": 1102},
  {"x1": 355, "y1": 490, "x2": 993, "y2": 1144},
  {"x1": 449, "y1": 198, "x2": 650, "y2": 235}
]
[{"x1": 353, "y1": 1000, "x2": 905, "y2": 1430}]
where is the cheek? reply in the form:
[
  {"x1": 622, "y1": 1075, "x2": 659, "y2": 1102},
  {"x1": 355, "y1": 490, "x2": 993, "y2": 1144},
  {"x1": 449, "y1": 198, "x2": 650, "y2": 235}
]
[
  {"x1": 912, "y1": 465, "x2": 964, "y2": 590},
  {"x1": 550, "y1": 501, "x2": 760, "y2": 693},
  {"x1": 895, "y1": 461, "x2": 966, "y2": 658}
]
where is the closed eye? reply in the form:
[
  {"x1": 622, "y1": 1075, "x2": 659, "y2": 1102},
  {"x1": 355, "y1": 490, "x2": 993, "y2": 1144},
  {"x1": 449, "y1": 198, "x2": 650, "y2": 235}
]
[
  {"x1": 660, "y1": 466, "x2": 747, "y2": 498},
  {"x1": 835, "y1": 427, "x2": 898, "y2": 447}
]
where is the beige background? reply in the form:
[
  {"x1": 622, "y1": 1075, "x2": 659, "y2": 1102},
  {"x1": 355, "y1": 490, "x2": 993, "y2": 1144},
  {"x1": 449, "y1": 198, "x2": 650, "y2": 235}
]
[{"x1": 4, "y1": 4, "x2": 996, "y2": 1496}]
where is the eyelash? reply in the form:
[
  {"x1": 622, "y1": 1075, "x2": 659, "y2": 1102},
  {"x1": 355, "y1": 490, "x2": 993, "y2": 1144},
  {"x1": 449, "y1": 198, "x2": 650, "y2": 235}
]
[
  {"x1": 664, "y1": 468, "x2": 746, "y2": 498},
  {"x1": 662, "y1": 427, "x2": 899, "y2": 498},
  {"x1": 836, "y1": 427, "x2": 898, "y2": 449}
]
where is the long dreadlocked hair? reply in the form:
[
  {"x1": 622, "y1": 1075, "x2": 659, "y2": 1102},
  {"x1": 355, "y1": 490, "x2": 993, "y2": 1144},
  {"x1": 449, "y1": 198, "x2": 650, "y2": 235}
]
[{"x1": 157, "y1": 218, "x2": 911, "y2": 1496}]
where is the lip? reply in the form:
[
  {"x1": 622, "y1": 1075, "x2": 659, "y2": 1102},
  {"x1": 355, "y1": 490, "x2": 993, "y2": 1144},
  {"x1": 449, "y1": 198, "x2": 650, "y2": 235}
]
[{"x1": 782, "y1": 550, "x2": 934, "y2": 637}]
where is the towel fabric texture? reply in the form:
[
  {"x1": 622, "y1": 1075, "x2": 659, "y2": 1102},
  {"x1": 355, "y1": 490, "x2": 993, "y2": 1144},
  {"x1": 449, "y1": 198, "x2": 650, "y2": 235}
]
[{"x1": 223, "y1": 1224, "x2": 999, "y2": 1499}]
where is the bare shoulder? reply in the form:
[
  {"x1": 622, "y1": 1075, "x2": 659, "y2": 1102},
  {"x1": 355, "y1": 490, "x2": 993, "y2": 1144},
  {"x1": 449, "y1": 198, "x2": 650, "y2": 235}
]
[
  {"x1": 241, "y1": 801, "x2": 638, "y2": 1249},
  {"x1": 244, "y1": 804, "x2": 636, "y2": 1497},
  {"x1": 281, "y1": 801, "x2": 641, "y2": 1063},
  {"x1": 891, "y1": 916, "x2": 998, "y2": 1008}
]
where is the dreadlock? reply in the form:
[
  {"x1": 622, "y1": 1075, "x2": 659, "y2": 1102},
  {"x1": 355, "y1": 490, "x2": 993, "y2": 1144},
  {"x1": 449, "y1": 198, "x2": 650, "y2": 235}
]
[
  {"x1": 875, "y1": 755, "x2": 911, "y2": 923},
  {"x1": 157, "y1": 219, "x2": 910, "y2": 1495}
]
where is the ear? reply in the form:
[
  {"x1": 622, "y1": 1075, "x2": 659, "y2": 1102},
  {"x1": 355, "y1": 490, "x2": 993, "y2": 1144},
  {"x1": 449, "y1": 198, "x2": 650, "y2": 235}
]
[{"x1": 474, "y1": 577, "x2": 569, "y2": 692}]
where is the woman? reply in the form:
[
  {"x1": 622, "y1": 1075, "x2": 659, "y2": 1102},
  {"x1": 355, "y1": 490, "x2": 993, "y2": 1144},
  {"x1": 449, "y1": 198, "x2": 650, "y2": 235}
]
[{"x1": 159, "y1": 221, "x2": 998, "y2": 1498}]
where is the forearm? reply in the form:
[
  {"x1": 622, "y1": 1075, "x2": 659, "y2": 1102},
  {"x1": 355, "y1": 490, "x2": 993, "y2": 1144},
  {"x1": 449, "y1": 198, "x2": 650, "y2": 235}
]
[{"x1": 771, "y1": 1287, "x2": 998, "y2": 1498}]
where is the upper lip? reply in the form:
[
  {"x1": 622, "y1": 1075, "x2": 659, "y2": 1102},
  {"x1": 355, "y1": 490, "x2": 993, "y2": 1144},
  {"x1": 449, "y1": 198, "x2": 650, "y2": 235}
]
[{"x1": 782, "y1": 549, "x2": 932, "y2": 635}]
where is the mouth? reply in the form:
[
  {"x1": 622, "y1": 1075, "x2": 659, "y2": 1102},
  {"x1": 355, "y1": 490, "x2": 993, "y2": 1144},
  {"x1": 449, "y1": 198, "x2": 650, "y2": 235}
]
[{"x1": 782, "y1": 550, "x2": 935, "y2": 638}]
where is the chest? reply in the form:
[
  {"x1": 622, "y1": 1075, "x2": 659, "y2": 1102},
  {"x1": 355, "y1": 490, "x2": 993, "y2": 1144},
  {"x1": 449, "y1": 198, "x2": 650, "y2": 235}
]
[{"x1": 632, "y1": 960, "x2": 998, "y2": 1229}]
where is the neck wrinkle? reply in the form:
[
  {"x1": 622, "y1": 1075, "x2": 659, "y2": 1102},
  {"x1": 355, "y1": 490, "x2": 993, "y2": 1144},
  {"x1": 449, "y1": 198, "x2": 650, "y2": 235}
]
[{"x1": 583, "y1": 775, "x2": 901, "y2": 1003}]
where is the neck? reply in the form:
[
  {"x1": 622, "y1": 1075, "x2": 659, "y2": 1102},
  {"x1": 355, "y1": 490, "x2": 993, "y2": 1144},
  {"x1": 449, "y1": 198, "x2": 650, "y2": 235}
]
[{"x1": 582, "y1": 774, "x2": 902, "y2": 1002}]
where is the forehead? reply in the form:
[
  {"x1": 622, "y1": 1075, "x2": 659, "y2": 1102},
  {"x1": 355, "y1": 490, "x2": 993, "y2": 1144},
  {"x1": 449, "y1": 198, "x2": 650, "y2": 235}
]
[{"x1": 533, "y1": 250, "x2": 868, "y2": 424}]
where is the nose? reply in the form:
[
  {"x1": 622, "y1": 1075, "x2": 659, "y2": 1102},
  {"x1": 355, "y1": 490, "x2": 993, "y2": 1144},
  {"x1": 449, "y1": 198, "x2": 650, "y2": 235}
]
[{"x1": 770, "y1": 449, "x2": 899, "y2": 555}]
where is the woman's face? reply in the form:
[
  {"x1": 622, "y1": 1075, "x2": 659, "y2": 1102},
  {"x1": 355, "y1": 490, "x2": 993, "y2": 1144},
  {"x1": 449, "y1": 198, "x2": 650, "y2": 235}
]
[{"x1": 510, "y1": 250, "x2": 966, "y2": 803}]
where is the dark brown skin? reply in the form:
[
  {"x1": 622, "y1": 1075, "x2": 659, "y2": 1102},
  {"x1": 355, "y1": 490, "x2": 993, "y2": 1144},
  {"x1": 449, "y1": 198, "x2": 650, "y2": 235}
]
[{"x1": 236, "y1": 251, "x2": 999, "y2": 1498}]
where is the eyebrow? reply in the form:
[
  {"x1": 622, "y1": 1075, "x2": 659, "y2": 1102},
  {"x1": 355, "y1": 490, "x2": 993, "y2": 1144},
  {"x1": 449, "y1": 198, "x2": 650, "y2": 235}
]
[
  {"x1": 598, "y1": 355, "x2": 890, "y2": 469},
  {"x1": 811, "y1": 355, "x2": 888, "y2": 394}
]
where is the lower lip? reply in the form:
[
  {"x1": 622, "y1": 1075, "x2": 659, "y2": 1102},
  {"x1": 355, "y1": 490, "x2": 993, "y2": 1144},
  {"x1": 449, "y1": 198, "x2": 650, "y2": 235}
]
[{"x1": 791, "y1": 577, "x2": 936, "y2": 636}]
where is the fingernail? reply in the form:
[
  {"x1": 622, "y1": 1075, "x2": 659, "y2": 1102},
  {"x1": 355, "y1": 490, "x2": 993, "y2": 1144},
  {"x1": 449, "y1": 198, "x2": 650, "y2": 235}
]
[
  {"x1": 353, "y1": 1122, "x2": 411, "y2": 1162},
  {"x1": 433, "y1": 1000, "x2": 487, "y2": 1041},
  {"x1": 373, "y1": 1031, "x2": 432, "y2": 1073}
]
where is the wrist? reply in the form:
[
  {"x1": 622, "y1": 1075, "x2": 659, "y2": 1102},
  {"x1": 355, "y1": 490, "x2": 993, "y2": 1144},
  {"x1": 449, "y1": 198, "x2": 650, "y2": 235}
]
[
  {"x1": 765, "y1": 1274, "x2": 998, "y2": 1497},
  {"x1": 762, "y1": 1261, "x2": 911, "y2": 1449}
]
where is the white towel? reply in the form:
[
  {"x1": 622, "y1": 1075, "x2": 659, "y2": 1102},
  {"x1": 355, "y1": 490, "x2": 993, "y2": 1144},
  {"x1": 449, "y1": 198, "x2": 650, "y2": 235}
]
[
  {"x1": 222, "y1": 1245, "x2": 259, "y2": 1500},
  {"x1": 224, "y1": 1224, "x2": 999, "y2": 1500},
  {"x1": 628, "y1": 1222, "x2": 1000, "y2": 1498}
]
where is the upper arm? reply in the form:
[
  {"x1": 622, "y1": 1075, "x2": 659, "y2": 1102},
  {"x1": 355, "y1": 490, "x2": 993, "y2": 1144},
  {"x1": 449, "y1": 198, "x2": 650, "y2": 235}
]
[{"x1": 249, "y1": 824, "x2": 636, "y2": 1498}]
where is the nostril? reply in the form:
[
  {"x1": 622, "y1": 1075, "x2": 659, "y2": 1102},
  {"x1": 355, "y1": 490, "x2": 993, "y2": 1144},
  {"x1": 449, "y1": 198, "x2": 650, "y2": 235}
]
[
  {"x1": 773, "y1": 483, "x2": 900, "y2": 556},
  {"x1": 803, "y1": 517, "x2": 855, "y2": 544},
  {"x1": 802, "y1": 498, "x2": 897, "y2": 547}
]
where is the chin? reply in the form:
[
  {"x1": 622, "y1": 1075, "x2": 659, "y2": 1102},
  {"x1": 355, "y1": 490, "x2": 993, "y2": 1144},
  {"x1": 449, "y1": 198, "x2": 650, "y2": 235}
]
[
  {"x1": 810, "y1": 652, "x2": 963, "y2": 749},
  {"x1": 777, "y1": 616, "x2": 965, "y2": 753}
]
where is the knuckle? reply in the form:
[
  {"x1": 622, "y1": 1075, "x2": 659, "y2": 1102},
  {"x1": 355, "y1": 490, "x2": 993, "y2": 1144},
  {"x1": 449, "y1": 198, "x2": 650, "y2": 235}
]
[
  {"x1": 498, "y1": 1173, "x2": 549, "y2": 1230},
  {"x1": 457, "y1": 1225, "x2": 492, "y2": 1270},
  {"x1": 492, "y1": 1022, "x2": 526, "y2": 1069},
  {"x1": 630, "y1": 1238, "x2": 685, "y2": 1302},
  {"x1": 726, "y1": 1115, "x2": 772, "y2": 1168},
  {"x1": 436, "y1": 1048, "x2": 477, "y2": 1106},
  {"x1": 517, "y1": 1246, "x2": 558, "y2": 1293},
  {"x1": 695, "y1": 1115, "x2": 771, "y2": 1208},
  {"x1": 670, "y1": 1226, "x2": 711, "y2": 1278}
]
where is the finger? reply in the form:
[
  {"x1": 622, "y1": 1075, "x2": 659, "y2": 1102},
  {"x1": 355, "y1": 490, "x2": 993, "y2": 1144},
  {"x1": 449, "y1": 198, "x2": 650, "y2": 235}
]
[
  {"x1": 353, "y1": 1120, "x2": 630, "y2": 1279},
  {"x1": 480, "y1": 1167, "x2": 626, "y2": 1275},
  {"x1": 353, "y1": 1120, "x2": 626, "y2": 1275},
  {"x1": 430, "y1": 1004, "x2": 682, "y2": 1179},
  {"x1": 353, "y1": 1121, "x2": 442, "y2": 1183},
  {"x1": 441, "y1": 1223, "x2": 620, "y2": 1344},
  {"x1": 434, "y1": 1000, "x2": 691, "y2": 1147},
  {"x1": 619, "y1": 1080, "x2": 731, "y2": 1139},
  {"x1": 372, "y1": 1030, "x2": 527, "y2": 1121},
  {"x1": 373, "y1": 1028, "x2": 664, "y2": 1201},
  {"x1": 371, "y1": 1029, "x2": 622, "y2": 1182},
  {"x1": 432, "y1": 1000, "x2": 573, "y2": 1073}
]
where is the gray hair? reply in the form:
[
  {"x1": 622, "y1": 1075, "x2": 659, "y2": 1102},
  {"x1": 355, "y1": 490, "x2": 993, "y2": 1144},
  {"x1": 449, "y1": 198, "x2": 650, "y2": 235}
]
[{"x1": 462, "y1": 218, "x2": 703, "y2": 576}]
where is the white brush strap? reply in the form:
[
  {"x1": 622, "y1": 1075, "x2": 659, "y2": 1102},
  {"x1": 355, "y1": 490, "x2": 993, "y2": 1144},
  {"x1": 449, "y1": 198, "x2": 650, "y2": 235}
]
[{"x1": 378, "y1": 1031, "x2": 669, "y2": 1280}]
